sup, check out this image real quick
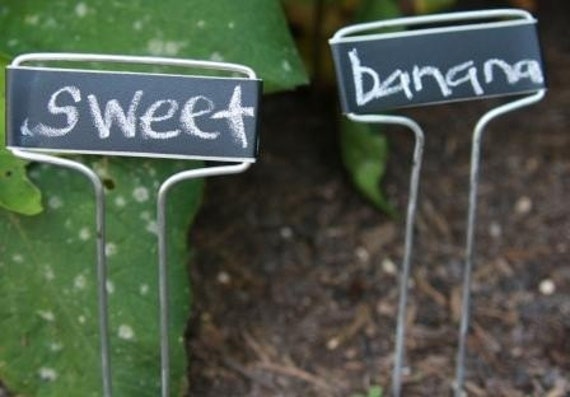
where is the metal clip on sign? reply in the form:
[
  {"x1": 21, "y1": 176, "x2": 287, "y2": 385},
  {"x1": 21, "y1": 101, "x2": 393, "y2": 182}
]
[
  {"x1": 329, "y1": 9, "x2": 546, "y2": 397},
  {"x1": 5, "y1": 53, "x2": 261, "y2": 397}
]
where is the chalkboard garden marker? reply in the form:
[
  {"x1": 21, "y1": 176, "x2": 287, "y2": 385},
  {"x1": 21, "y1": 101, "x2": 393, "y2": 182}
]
[
  {"x1": 329, "y1": 9, "x2": 546, "y2": 397},
  {"x1": 5, "y1": 52, "x2": 262, "y2": 397}
]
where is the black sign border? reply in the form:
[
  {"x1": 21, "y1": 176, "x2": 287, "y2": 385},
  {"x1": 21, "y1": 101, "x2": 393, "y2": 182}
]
[
  {"x1": 329, "y1": 17, "x2": 547, "y2": 114},
  {"x1": 6, "y1": 62, "x2": 262, "y2": 163}
]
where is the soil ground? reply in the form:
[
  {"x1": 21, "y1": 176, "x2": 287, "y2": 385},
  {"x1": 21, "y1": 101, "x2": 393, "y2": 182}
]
[{"x1": 187, "y1": 2, "x2": 569, "y2": 396}]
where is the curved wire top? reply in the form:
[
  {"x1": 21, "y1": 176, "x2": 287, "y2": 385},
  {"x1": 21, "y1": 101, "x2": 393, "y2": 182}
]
[
  {"x1": 7, "y1": 52, "x2": 260, "y2": 162},
  {"x1": 330, "y1": 8, "x2": 535, "y2": 43},
  {"x1": 11, "y1": 52, "x2": 257, "y2": 80}
]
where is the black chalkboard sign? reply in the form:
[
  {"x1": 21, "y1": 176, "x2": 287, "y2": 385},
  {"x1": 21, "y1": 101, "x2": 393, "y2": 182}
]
[
  {"x1": 330, "y1": 19, "x2": 546, "y2": 114},
  {"x1": 6, "y1": 67, "x2": 262, "y2": 162}
]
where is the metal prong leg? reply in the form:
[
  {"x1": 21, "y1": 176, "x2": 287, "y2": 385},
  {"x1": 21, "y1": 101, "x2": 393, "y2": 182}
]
[
  {"x1": 347, "y1": 115, "x2": 424, "y2": 397},
  {"x1": 9, "y1": 150, "x2": 113, "y2": 397},
  {"x1": 454, "y1": 124, "x2": 482, "y2": 397},
  {"x1": 454, "y1": 90, "x2": 545, "y2": 397},
  {"x1": 94, "y1": 170, "x2": 113, "y2": 397},
  {"x1": 392, "y1": 120, "x2": 424, "y2": 397},
  {"x1": 157, "y1": 162, "x2": 250, "y2": 397}
]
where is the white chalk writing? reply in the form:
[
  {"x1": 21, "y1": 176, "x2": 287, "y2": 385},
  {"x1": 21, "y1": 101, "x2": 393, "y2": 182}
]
[
  {"x1": 88, "y1": 90, "x2": 143, "y2": 139},
  {"x1": 413, "y1": 65, "x2": 452, "y2": 98},
  {"x1": 180, "y1": 96, "x2": 219, "y2": 140},
  {"x1": 21, "y1": 84, "x2": 255, "y2": 149},
  {"x1": 22, "y1": 86, "x2": 81, "y2": 137},
  {"x1": 483, "y1": 58, "x2": 544, "y2": 85},
  {"x1": 446, "y1": 61, "x2": 484, "y2": 96},
  {"x1": 211, "y1": 85, "x2": 254, "y2": 149},
  {"x1": 140, "y1": 99, "x2": 180, "y2": 139},
  {"x1": 348, "y1": 49, "x2": 544, "y2": 107}
]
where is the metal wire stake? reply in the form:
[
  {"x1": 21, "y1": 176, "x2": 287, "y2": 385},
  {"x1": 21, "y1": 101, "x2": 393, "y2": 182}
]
[
  {"x1": 8, "y1": 52, "x2": 258, "y2": 397},
  {"x1": 348, "y1": 115, "x2": 424, "y2": 397},
  {"x1": 9, "y1": 149, "x2": 113, "y2": 397},
  {"x1": 454, "y1": 89, "x2": 545, "y2": 397},
  {"x1": 157, "y1": 162, "x2": 251, "y2": 397}
]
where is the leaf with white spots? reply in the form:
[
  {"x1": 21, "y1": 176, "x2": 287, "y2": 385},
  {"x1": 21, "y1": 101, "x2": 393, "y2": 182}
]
[
  {"x1": 0, "y1": 55, "x2": 43, "y2": 215},
  {"x1": 0, "y1": 0, "x2": 307, "y2": 92},
  {"x1": 0, "y1": 156, "x2": 203, "y2": 396}
]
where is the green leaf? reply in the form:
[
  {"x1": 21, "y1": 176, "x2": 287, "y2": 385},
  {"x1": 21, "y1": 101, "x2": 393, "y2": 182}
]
[
  {"x1": 0, "y1": 0, "x2": 307, "y2": 92},
  {"x1": 338, "y1": 0, "x2": 400, "y2": 214},
  {"x1": 0, "y1": 55, "x2": 43, "y2": 215},
  {"x1": 0, "y1": 146, "x2": 43, "y2": 216},
  {"x1": 414, "y1": 0, "x2": 456, "y2": 14},
  {"x1": 0, "y1": 156, "x2": 203, "y2": 396},
  {"x1": 367, "y1": 385, "x2": 384, "y2": 397},
  {"x1": 340, "y1": 118, "x2": 393, "y2": 213},
  {"x1": 356, "y1": 0, "x2": 401, "y2": 23},
  {"x1": 351, "y1": 384, "x2": 384, "y2": 397}
]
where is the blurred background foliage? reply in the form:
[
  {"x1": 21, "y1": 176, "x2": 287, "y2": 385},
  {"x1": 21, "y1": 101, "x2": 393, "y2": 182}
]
[
  {"x1": 0, "y1": 1, "x2": 305, "y2": 396},
  {"x1": 0, "y1": 0, "x2": 538, "y2": 395},
  {"x1": 283, "y1": 0, "x2": 456, "y2": 212},
  {"x1": 282, "y1": 0, "x2": 536, "y2": 212}
]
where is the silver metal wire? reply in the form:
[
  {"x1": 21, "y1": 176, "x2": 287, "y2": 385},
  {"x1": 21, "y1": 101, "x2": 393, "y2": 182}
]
[
  {"x1": 156, "y1": 162, "x2": 250, "y2": 397},
  {"x1": 11, "y1": 52, "x2": 256, "y2": 79},
  {"x1": 8, "y1": 52, "x2": 258, "y2": 397},
  {"x1": 348, "y1": 114, "x2": 424, "y2": 397},
  {"x1": 330, "y1": 8, "x2": 534, "y2": 42},
  {"x1": 332, "y1": 9, "x2": 544, "y2": 396},
  {"x1": 454, "y1": 89, "x2": 545, "y2": 397},
  {"x1": 9, "y1": 149, "x2": 113, "y2": 397}
]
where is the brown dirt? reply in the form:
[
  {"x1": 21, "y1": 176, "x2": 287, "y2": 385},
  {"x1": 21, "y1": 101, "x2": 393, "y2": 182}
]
[{"x1": 187, "y1": 2, "x2": 569, "y2": 396}]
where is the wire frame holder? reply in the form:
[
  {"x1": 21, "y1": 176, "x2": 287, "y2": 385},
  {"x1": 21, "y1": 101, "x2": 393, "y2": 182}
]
[
  {"x1": 6, "y1": 53, "x2": 260, "y2": 397},
  {"x1": 156, "y1": 162, "x2": 250, "y2": 397},
  {"x1": 9, "y1": 147, "x2": 113, "y2": 396},
  {"x1": 347, "y1": 114, "x2": 424, "y2": 397},
  {"x1": 455, "y1": 89, "x2": 544, "y2": 397},
  {"x1": 330, "y1": 9, "x2": 546, "y2": 397}
]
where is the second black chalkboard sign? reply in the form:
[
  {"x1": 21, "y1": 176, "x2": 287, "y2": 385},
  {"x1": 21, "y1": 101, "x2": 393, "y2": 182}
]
[
  {"x1": 6, "y1": 61, "x2": 261, "y2": 162},
  {"x1": 330, "y1": 14, "x2": 546, "y2": 114}
]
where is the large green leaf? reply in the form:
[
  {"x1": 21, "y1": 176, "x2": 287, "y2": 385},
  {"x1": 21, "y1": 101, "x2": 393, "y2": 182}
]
[
  {"x1": 340, "y1": 118, "x2": 393, "y2": 213},
  {"x1": 0, "y1": 1, "x2": 280, "y2": 395},
  {"x1": 0, "y1": 139, "x2": 43, "y2": 215},
  {"x1": 0, "y1": 156, "x2": 203, "y2": 396},
  {"x1": 0, "y1": 0, "x2": 307, "y2": 92},
  {"x1": 0, "y1": 55, "x2": 43, "y2": 215},
  {"x1": 338, "y1": 1, "x2": 401, "y2": 214}
]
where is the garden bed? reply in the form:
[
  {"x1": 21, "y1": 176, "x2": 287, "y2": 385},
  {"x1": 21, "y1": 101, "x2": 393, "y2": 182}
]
[{"x1": 188, "y1": 2, "x2": 569, "y2": 396}]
